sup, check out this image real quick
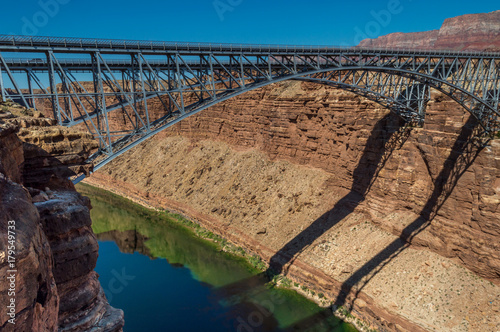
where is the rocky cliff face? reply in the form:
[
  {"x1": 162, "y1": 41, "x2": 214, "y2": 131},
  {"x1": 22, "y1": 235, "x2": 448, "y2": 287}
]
[
  {"x1": 359, "y1": 30, "x2": 440, "y2": 50},
  {"x1": 0, "y1": 103, "x2": 123, "y2": 331},
  {"x1": 86, "y1": 81, "x2": 500, "y2": 332},
  {"x1": 359, "y1": 10, "x2": 500, "y2": 51},
  {"x1": 0, "y1": 172, "x2": 59, "y2": 331},
  {"x1": 161, "y1": 81, "x2": 500, "y2": 285}
]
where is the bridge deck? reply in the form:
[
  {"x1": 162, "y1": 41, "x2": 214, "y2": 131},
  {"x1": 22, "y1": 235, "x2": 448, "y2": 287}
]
[{"x1": 1, "y1": 34, "x2": 500, "y2": 57}]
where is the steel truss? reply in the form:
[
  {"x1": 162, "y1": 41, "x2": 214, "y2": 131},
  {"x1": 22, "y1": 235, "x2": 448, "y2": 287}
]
[{"x1": 0, "y1": 35, "x2": 499, "y2": 171}]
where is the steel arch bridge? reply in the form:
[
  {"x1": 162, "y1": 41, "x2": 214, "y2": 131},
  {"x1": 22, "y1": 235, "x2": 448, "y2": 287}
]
[{"x1": 0, "y1": 35, "x2": 499, "y2": 175}]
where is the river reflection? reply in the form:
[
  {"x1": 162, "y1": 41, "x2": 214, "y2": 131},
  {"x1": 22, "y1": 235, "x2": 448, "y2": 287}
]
[{"x1": 78, "y1": 183, "x2": 358, "y2": 332}]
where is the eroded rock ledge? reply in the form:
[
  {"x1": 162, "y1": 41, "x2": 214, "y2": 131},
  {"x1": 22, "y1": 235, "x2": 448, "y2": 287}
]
[{"x1": 0, "y1": 103, "x2": 123, "y2": 331}]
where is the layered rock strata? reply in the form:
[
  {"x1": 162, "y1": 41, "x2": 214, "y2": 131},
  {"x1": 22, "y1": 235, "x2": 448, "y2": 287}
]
[
  {"x1": 0, "y1": 103, "x2": 123, "y2": 331},
  {"x1": 0, "y1": 172, "x2": 59, "y2": 331},
  {"x1": 359, "y1": 10, "x2": 500, "y2": 51}
]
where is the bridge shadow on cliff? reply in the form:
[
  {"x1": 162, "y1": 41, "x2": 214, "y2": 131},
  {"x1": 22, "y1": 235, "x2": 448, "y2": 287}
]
[
  {"x1": 331, "y1": 114, "x2": 486, "y2": 313},
  {"x1": 267, "y1": 112, "x2": 411, "y2": 276},
  {"x1": 213, "y1": 113, "x2": 487, "y2": 330},
  {"x1": 21, "y1": 142, "x2": 83, "y2": 190},
  {"x1": 213, "y1": 112, "x2": 414, "y2": 329}
]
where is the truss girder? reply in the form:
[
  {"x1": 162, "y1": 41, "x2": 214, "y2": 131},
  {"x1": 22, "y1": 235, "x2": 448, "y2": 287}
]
[{"x1": 0, "y1": 39, "x2": 499, "y2": 170}]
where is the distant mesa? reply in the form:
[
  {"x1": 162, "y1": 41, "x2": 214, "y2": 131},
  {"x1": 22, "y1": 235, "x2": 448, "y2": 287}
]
[{"x1": 358, "y1": 10, "x2": 500, "y2": 52}]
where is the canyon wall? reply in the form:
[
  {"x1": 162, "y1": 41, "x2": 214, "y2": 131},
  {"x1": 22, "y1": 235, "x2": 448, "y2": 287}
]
[
  {"x1": 359, "y1": 10, "x2": 500, "y2": 51},
  {"x1": 164, "y1": 81, "x2": 500, "y2": 283},
  {"x1": 0, "y1": 103, "x2": 124, "y2": 331},
  {"x1": 87, "y1": 81, "x2": 500, "y2": 332}
]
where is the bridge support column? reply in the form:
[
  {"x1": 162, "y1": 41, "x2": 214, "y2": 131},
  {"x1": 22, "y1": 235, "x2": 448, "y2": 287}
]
[
  {"x1": 132, "y1": 53, "x2": 151, "y2": 132},
  {"x1": 0, "y1": 52, "x2": 29, "y2": 108},
  {"x1": 91, "y1": 52, "x2": 112, "y2": 154},
  {"x1": 0, "y1": 64, "x2": 5, "y2": 103},
  {"x1": 47, "y1": 51, "x2": 62, "y2": 124},
  {"x1": 415, "y1": 84, "x2": 431, "y2": 127},
  {"x1": 26, "y1": 69, "x2": 36, "y2": 111}
]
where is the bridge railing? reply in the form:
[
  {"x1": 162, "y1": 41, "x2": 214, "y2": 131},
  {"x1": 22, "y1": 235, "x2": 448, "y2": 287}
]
[
  {"x1": 2, "y1": 57, "x2": 234, "y2": 67},
  {"x1": 3, "y1": 57, "x2": 168, "y2": 66},
  {"x1": 0, "y1": 34, "x2": 499, "y2": 57}
]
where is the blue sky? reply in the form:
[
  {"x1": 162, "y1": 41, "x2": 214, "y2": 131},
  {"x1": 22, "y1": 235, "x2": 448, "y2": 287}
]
[{"x1": 0, "y1": 0, "x2": 498, "y2": 46}]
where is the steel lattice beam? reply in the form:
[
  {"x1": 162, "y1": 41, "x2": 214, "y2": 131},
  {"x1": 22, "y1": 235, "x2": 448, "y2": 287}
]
[{"x1": 0, "y1": 35, "x2": 499, "y2": 174}]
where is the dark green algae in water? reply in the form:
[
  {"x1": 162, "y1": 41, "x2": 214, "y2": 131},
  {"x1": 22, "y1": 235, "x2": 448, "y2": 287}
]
[{"x1": 77, "y1": 183, "x2": 358, "y2": 332}]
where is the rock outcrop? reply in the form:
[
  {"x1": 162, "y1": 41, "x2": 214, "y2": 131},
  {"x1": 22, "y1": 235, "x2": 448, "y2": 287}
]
[
  {"x1": 0, "y1": 103, "x2": 123, "y2": 331},
  {"x1": 7, "y1": 113, "x2": 96, "y2": 189},
  {"x1": 0, "y1": 173, "x2": 59, "y2": 331},
  {"x1": 359, "y1": 10, "x2": 500, "y2": 51},
  {"x1": 0, "y1": 121, "x2": 23, "y2": 183},
  {"x1": 359, "y1": 30, "x2": 440, "y2": 50},
  {"x1": 35, "y1": 191, "x2": 123, "y2": 332},
  {"x1": 435, "y1": 11, "x2": 500, "y2": 51}
]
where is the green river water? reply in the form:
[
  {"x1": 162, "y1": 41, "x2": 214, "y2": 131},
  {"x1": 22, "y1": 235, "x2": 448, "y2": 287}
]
[{"x1": 77, "y1": 183, "x2": 358, "y2": 332}]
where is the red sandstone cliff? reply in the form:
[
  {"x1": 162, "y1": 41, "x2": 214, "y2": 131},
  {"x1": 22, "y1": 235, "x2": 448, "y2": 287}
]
[
  {"x1": 139, "y1": 82, "x2": 500, "y2": 284},
  {"x1": 0, "y1": 103, "x2": 123, "y2": 331},
  {"x1": 359, "y1": 10, "x2": 500, "y2": 51}
]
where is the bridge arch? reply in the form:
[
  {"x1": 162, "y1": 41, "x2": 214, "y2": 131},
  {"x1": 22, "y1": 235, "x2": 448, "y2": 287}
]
[{"x1": 86, "y1": 65, "x2": 496, "y2": 170}]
